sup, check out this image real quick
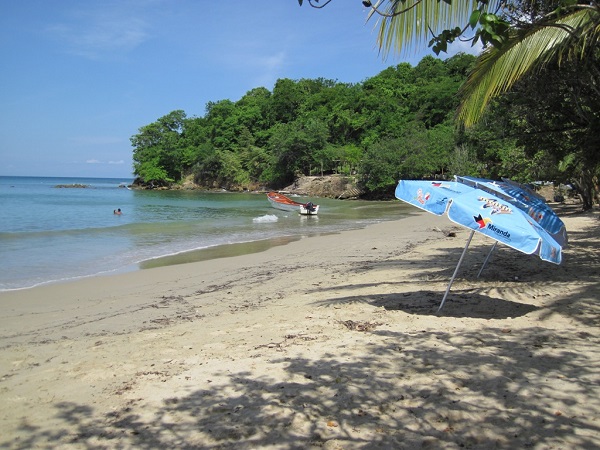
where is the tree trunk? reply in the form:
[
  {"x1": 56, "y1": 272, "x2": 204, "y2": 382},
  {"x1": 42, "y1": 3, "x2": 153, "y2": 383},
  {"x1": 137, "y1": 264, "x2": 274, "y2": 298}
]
[{"x1": 576, "y1": 168, "x2": 595, "y2": 211}]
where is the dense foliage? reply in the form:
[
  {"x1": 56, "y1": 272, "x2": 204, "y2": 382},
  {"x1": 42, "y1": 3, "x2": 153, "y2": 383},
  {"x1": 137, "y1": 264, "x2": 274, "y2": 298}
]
[
  {"x1": 131, "y1": 54, "x2": 479, "y2": 196},
  {"x1": 293, "y1": 1, "x2": 600, "y2": 207},
  {"x1": 131, "y1": 47, "x2": 599, "y2": 205}
]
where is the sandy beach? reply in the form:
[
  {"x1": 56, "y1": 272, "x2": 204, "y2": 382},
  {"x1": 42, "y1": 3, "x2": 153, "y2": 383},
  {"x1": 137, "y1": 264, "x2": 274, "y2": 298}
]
[{"x1": 1, "y1": 205, "x2": 599, "y2": 449}]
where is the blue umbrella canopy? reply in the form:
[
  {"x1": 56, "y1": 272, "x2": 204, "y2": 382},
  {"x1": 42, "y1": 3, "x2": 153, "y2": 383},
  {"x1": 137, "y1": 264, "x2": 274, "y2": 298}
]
[
  {"x1": 396, "y1": 180, "x2": 563, "y2": 263},
  {"x1": 454, "y1": 176, "x2": 567, "y2": 247},
  {"x1": 395, "y1": 180, "x2": 566, "y2": 310}
]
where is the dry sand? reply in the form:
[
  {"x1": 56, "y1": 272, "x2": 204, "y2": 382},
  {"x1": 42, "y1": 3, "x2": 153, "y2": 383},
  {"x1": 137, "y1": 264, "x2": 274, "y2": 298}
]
[{"x1": 1, "y1": 205, "x2": 599, "y2": 449}]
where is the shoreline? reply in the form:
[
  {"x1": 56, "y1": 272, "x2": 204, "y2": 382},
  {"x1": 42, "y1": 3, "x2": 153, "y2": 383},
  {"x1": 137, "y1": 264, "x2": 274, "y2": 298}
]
[
  {"x1": 1, "y1": 206, "x2": 599, "y2": 449},
  {"x1": 0, "y1": 235, "x2": 308, "y2": 294},
  {"x1": 1, "y1": 178, "x2": 406, "y2": 292},
  {"x1": 0, "y1": 217, "x2": 396, "y2": 293}
]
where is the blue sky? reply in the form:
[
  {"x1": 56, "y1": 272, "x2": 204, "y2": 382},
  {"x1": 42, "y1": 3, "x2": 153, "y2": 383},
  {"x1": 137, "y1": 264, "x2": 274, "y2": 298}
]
[{"x1": 1, "y1": 0, "x2": 477, "y2": 179}]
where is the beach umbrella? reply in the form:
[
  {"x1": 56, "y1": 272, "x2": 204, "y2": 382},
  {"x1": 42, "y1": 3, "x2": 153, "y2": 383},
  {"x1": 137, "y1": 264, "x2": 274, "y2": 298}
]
[
  {"x1": 454, "y1": 176, "x2": 567, "y2": 247},
  {"x1": 395, "y1": 180, "x2": 565, "y2": 311},
  {"x1": 453, "y1": 176, "x2": 568, "y2": 278}
]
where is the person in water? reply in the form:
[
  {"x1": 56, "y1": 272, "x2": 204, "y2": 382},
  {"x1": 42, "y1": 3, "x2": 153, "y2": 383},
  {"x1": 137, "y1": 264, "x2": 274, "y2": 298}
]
[{"x1": 114, "y1": 208, "x2": 122, "y2": 215}]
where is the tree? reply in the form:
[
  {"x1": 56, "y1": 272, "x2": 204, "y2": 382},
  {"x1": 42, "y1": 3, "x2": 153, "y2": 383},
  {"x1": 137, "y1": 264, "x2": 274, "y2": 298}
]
[
  {"x1": 271, "y1": 78, "x2": 304, "y2": 123},
  {"x1": 235, "y1": 87, "x2": 273, "y2": 147},
  {"x1": 489, "y1": 53, "x2": 600, "y2": 209},
  {"x1": 300, "y1": 0, "x2": 600, "y2": 207},
  {"x1": 360, "y1": 139, "x2": 405, "y2": 195},
  {"x1": 360, "y1": 122, "x2": 448, "y2": 195},
  {"x1": 300, "y1": 0, "x2": 600, "y2": 127},
  {"x1": 204, "y1": 100, "x2": 238, "y2": 150},
  {"x1": 448, "y1": 144, "x2": 480, "y2": 177},
  {"x1": 409, "y1": 55, "x2": 474, "y2": 128},
  {"x1": 426, "y1": 122, "x2": 455, "y2": 176},
  {"x1": 269, "y1": 118, "x2": 330, "y2": 184},
  {"x1": 131, "y1": 110, "x2": 187, "y2": 184}
]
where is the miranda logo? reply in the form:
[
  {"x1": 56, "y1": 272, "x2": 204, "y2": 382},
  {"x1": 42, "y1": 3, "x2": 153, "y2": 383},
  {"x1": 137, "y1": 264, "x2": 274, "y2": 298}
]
[
  {"x1": 473, "y1": 214, "x2": 511, "y2": 239},
  {"x1": 487, "y1": 223, "x2": 511, "y2": 238}
]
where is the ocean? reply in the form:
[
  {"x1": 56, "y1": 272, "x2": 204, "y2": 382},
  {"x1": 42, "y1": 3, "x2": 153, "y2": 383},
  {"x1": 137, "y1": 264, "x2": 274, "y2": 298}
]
[{"x1": 0, "y1": 176, "x2": 408, "y2": 291}]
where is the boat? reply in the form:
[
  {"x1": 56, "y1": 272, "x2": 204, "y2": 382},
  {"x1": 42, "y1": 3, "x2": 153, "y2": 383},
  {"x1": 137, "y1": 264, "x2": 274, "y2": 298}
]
[{"x1": 267, "y1": 192, "x2": 319, "y2": 215}]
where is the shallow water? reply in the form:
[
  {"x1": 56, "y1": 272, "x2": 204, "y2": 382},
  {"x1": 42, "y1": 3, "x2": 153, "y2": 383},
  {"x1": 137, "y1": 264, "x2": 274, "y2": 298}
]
[{"x1": 0, "y1": 176, "x2": 409, "y2": 291}]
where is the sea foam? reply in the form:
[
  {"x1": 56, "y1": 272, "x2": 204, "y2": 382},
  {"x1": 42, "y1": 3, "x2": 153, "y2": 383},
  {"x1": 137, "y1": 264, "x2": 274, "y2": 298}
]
[{"x1": 253, "y1": 214, "x2": 279, "y2": 223}]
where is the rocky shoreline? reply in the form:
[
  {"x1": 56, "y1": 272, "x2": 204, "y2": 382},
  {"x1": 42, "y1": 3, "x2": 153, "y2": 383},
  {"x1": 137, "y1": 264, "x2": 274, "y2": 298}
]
[
  {"x1": 278, "y1": 175, "x2": 364, "y2": 199},
  {"x1": 134, "y1": 174, "x2": 364, "y2": 200}
]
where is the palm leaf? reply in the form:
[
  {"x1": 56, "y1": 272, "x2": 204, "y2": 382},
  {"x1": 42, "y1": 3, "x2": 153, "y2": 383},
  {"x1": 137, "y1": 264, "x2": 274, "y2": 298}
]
[
  {"x1": 370, "y1": 0, "x2": 504, "y2": 58},
  {"x1": 457, "y1": 8, "x2": 599, "y2": 126}
]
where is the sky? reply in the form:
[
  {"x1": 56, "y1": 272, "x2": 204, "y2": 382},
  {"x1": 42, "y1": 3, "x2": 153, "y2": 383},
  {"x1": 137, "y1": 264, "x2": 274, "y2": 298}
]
[{"x1": 0, "y1": 0, "x2": 478, "y2": 179}]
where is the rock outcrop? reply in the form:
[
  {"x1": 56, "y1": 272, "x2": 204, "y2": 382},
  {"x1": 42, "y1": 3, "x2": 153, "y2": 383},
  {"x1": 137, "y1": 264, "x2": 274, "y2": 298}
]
[
  {"x1": 134, "y1": 174, "x2": 364, "y2": 199},
  {"x1": 281, "y1": 175, "x2": 363, "y2": 199}
]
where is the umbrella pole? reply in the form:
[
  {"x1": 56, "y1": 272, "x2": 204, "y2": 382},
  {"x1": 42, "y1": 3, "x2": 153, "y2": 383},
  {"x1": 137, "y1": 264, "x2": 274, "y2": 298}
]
[
  {"x1": 477, "y1": 241, "x2": 498, "y2": 278},
  {"x1": 438, "y1": 230, "x2": 475, "y2": 312}
]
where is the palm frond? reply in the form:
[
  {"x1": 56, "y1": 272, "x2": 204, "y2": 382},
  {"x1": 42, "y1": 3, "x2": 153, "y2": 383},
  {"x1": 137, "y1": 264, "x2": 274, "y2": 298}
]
[
  {"x1": 370, "y1": 0, "x2": 504, "y2": 58},
  {"x1": 457, "y1": 9, "x2": 598, "y2": 126}
]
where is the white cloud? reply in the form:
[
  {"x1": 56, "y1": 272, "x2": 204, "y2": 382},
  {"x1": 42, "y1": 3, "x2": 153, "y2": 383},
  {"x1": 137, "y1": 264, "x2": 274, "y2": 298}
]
[
  {"x1": 260, "y1": 52, "x2": 287, "y2": 72},
  {"x1": 46, "y1": 7, "x2": 150, "y2": 59},
  {"x1": 85, "y1": 159, "x2": 125, "y2": 165},
  {"x1": 254, "y1": 51, "x2": 287, "y2": 88}
]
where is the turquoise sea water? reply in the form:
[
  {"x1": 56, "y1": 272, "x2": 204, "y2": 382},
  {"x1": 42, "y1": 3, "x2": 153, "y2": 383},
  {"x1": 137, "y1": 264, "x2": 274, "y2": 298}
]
[{"x1": 0, "y1": 176, "x2": 408, "y2": 291}]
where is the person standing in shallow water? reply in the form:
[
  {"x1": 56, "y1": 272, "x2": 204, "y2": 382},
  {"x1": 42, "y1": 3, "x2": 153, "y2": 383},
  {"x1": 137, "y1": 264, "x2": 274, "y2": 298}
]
[{"x1": 114, "y1": 208, "x2": 122, "y2": 215}]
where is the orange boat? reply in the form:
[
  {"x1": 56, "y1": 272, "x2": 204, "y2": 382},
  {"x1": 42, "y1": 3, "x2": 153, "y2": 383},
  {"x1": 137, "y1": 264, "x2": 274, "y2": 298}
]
[{"x1": 266, "y1": 192, "x2": 319, "y2": 215}]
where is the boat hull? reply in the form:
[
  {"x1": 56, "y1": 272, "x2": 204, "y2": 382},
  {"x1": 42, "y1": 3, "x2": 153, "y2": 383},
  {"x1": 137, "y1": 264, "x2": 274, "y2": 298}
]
[{"x1": 267, "y1": 192, "x2": 319, "y2": 215}]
